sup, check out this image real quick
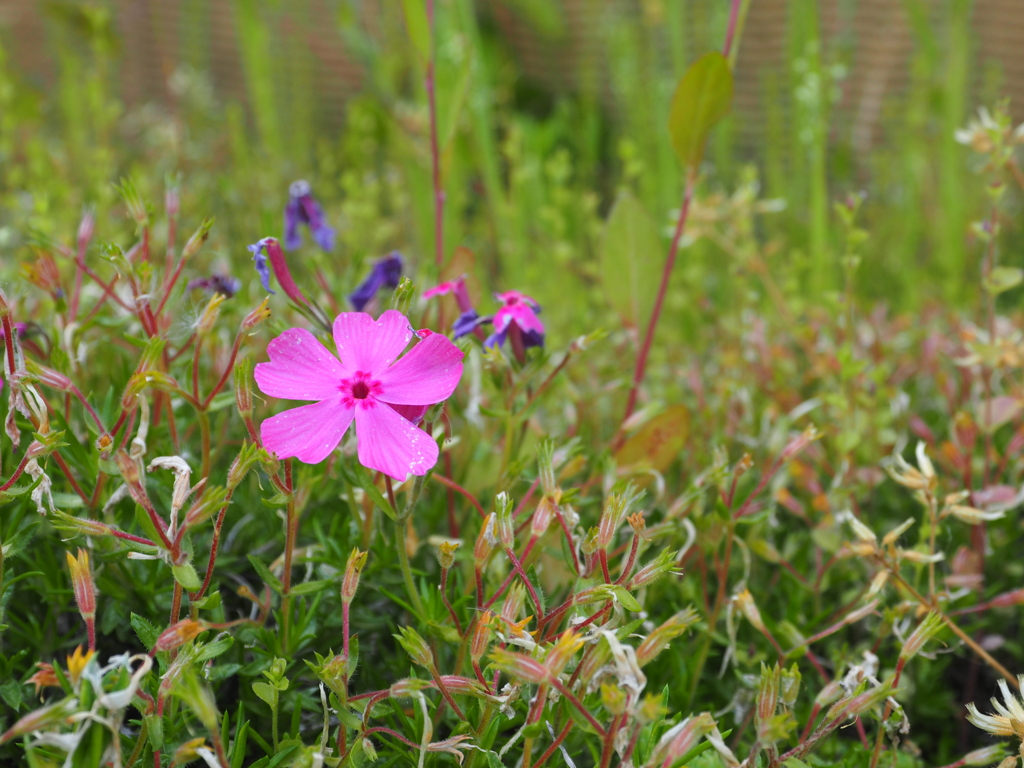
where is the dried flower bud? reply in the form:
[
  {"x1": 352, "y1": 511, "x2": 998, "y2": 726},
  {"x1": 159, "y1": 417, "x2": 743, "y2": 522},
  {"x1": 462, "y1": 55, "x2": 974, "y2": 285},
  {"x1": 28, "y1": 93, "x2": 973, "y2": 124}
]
[
  {"x1": 881, "y1": 517, "x2": 916, "y2": 548},
  {"x1": 501, "y1": 583, "x2": 527, "y2": 624},
  {"x1": 815, "y1": 680, "x2": 844, "y2": 706},
  {"x1": 241, "y1": 297, "x2": 272, "y2": 330},
  {"x1": 531, "y1": 496, "x2": 555, "y2": 537},
  {"x1": 958, "y1": 745, "x2": 1007, "y2": 765},
  {"x1": 152, "y1": 619, "x2": 206, "y2": 654},
  {"x1": 628, "y1": 548, "x2": 677, "y2": 589},
  {"x1": 840, "y1": 510, "x2": 878, "y2": 544},
  {"x1": 234, "y1": 359, "x2": 253, "y2": 417},
  {"x1": 601, "y1": 683, "x2": 628, "y2": 715},
  {"x1": 470, "y1": 612, "x2": 494, "y2": 662},
  {"x1": 867, "y1": 570, "x2": 889, "y2": 597},
  {"x1": 196, "y1": 292, "x2": 227, "y2": 335},
  {"x1": 182, "y1": 486, "x2": 229, "y2": 530},
  {"x1": 438, "y1": 675, "x2": 488, "y2": 698},
  {"x1": 536, "y1": 440, "x2": 557, "y2": 496},
  {"x1": 77, "y1": 209, "x2": 95, "y2": 250},
  {"x1": 395, "y1": 627, "x2": 434, "y2": 670},
  {"x1": 342, "y1": 548, "x2": 368, "y2": 604},
  {"x1": 899, "y1": 611, "x2": 944, "y2": 662},
  {"x1": 637, "y1": 609, "x2": 699, "y2": 667},
  {"x1": 734, "y1": 589, "x2": 765, "y2": 632},
  {"x1": 182, "y1": 217, "x2": 214, "y2": 261},
  {"x1": 24, "y1": 361, "x2": 72, "y2": 392},
  {"x1": 0, "y1": 699, "x2": 78, "y2": 745},
  {"x1": 644, "y1": 713, "x2": 715, "y2": 768},
  {"x1": 437, "y1": 540, "x2": 459, "y2": 570},
  {"x1": 389, "y1": 678, "x2": 433, "y2": 698},
  {"x1": 389, "y1": 276, "x2": 415, "y2": 315},
  {"x1": 755, "y1": 663, "x2": 781, "y2": 742},
  {"x1": 490, "y1": 649, "x2": 548, "y2": 684},
  {"x1": 474, "y1": 514, "x2": 496, "y2": 566},
  {"x1": 898, "y1": 549, "x2": 945, "y2": 565},
  {"x1": 990, "y1": 588, "x2": 1024, "y2": 608},
  {"x1": 494, "y1": 493, "x2": 514, "y2": 548},
  {"x1": 943, "y1": 504, "x2": 1006, "y2": 524},
  {"x1": 780, "y1": 663, "x2": 801, "y2": 707},
  {"x1": 544, "y1": 630, "x2": 584, "y2": 677},
  {"x1": 66, "y1": 549, "x2": 96, "y2": 621},
  {"x1": 627, "y1": 512, "x2": 646, "y2": 535},
  {"x1": 597, "y1": 493, "x2": 629, "y2": 549}
]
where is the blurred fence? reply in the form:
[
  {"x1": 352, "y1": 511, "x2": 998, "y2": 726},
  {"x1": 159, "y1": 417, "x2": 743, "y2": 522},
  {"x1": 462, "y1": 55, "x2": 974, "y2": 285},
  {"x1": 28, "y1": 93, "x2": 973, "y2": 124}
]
[{"x1": 0, "y1": 0, "x2": 1022, "y2": 153}]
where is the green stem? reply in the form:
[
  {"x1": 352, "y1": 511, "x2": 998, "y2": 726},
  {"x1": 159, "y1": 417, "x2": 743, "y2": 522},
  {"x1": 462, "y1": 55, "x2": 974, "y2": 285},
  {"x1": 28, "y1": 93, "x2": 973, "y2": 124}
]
[{"x1": 390, "y1": 475, "x2": 426, "y2": 617}]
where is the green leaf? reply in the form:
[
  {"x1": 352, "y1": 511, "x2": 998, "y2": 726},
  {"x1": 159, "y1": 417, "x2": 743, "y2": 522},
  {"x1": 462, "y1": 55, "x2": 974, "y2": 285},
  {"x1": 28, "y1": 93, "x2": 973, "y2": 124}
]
[
  {"x1": 667, "y1": 51, "x2": 734, "y2": 169},
  {"x1": 131, "y1": 612, "x2": 160, "y2": 651},
  {"x1": 611, "y1": 586, "x2": 643, "y2": 612},
  {"x1": 196, "y1": 635, "x2": 235, "y2": 662},
  {"x1": 351, "y1": 462, "x2": 396, "y2": 521},
  {"x1": 171, "y1": 563, "x2": 202, "y2": 592},
  {"x1": 600, "y1": 191, "x2": 662, "y2": 328},
  {"x1": 252, "y1": 681, "x2": 277, "y2": 707},
  {"x1": 401, "y1": 0, "x2": 431, "y2": 65},
  {"x1": 289, "y1": 579, "x2": 334, "y2": 596},
  {"x1": 983, "y1": 266, "x2": 1023, "y2": 294},
  {"x1": 248, "y1": 554, "x2": 283, "y2": 594}
]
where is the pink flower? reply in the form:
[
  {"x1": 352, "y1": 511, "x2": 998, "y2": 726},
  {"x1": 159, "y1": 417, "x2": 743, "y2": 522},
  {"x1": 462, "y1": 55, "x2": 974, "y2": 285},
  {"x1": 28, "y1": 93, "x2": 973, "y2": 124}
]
[
  {"x1": 486, "y1": 291, "x2": 544, "y2": 350},
  {"x1": 255, "y1": 310, "x2": 464, "y2": 480}
]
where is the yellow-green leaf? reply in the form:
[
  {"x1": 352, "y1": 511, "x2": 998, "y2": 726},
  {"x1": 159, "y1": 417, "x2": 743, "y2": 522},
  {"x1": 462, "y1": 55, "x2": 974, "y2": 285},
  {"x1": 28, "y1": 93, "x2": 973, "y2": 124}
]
[
  {"x1": 614, "y1": 405, "x2": 690, "y2": 472},
  {"x1": 600, "y1": 191, "x2": 662, "y2": 328},
  {"x1": 668, "y1": 52, "x2": 734, "y2": 169},
  {"x1": 401, "y1": 0, "x2": 431, "y2": 66}
]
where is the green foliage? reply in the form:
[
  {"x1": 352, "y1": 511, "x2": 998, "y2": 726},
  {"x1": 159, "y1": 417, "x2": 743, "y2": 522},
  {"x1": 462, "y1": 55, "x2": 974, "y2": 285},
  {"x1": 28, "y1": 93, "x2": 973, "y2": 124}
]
[{"x1": 0, "y1": 3, "x2": 1023, "y2": 768}]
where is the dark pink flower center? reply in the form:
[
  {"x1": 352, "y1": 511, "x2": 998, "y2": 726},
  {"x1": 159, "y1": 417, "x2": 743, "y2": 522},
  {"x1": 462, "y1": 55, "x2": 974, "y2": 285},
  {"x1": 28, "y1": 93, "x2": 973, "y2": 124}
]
[{"x1": 340, "y1": 371, "x2": 383, "y2": 408}]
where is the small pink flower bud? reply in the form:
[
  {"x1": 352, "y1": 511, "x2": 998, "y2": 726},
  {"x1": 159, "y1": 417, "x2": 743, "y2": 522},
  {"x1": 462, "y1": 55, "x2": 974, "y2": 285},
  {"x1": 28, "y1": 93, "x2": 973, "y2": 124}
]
[
  {"x1": 474, "y1": 514, "x2": 496, "y2": 566},
  {"x1": 597, "y1": 493, "x2": 629, "y2": 549},
  {"x1": 389, "y1": 678, "x2": 433, "y2": 698},
  {"x1": 77, "y1": 209, "x2": 95, "y2": 251},
  {"x1": 530, "y1": 497, "x2": 555, "y2": 537},
  {"x1": 152, "y1": 619, "x2": 206, "y2": 654},
  {"x1": 66, "y1": 548, "x2": 96, "y2": 621},
  {"x1": 342, "y1": 548, "x2": 368, "y2": 604},
  {"x1": 490, "y1": 648, "x2": 548, "y2": 684},
  {"x1": 470, "y1": 612, "x2": 494, "y2": 662}
]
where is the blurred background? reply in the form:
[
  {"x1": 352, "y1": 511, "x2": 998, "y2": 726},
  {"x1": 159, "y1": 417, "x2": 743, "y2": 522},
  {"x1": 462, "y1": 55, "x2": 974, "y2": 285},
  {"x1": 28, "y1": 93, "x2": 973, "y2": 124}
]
[{"x1": 0, "y1": 0, "x2": 1021, "y2": 323}]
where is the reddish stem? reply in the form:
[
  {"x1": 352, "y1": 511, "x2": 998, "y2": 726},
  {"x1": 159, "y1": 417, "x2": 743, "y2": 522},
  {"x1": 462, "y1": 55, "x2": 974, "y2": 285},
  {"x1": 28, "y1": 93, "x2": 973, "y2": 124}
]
[{"x1": 618, "y1": 173, "x2": 696, "y2": 437}]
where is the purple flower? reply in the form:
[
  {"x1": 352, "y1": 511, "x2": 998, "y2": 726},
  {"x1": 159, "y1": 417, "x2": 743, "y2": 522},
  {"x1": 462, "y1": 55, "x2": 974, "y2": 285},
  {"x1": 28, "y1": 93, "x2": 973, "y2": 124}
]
[
  {"x1": 284, "y1": 180, "x2": 335, "y2": 252},
  {"x1": 452, "y1": 309, "x2": 483, "y2": 339},
  {"x1": 249, "y1": 237, "x2": 308, "y2": 305},
  {"x1": 484, "y1": 291, "x2": 544, "y2": 350},
  {"x1": 349, "y1": 252, "x2": 403, "y2": 311},
  {"x1": 187, "y1": 274, "x2": 241, "y2": 298}
]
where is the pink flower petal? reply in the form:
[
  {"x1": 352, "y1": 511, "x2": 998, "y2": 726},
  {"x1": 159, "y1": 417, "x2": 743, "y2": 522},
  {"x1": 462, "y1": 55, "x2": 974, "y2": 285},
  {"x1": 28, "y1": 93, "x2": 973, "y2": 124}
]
[
  {"x1": 497, "y1": 303, "x2": 544, "y2": 336},
  {"x1": 261, "y1": 396, "x2": 354, "y2": 463},
  {"x1": 255, "y1": 328, "x2": 348, "y2": 400},
  {"x1": 422, "y1": 281, "x2": 458, "y2": 299},
  {"x1": 333, "y1": 310, "x2": 412, "y2": 373},
  {"x1": 376, "y1": 333, "x2": 464, "y2": 406},
  {"x1": 354, "y1": 400, "x2": 439, "y2": 479},
  {"x1": 388, "y1": 403, "x2": 429, "y2": 425}
]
